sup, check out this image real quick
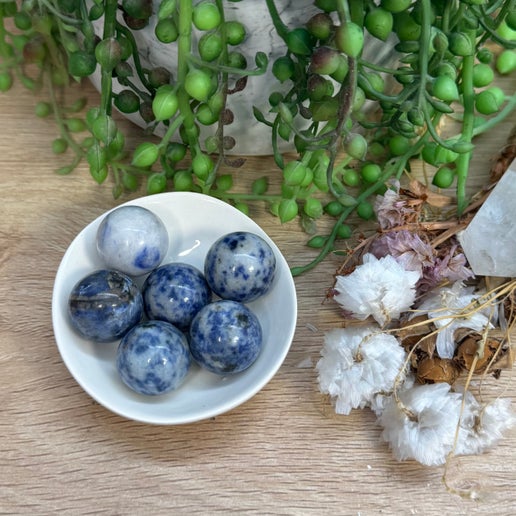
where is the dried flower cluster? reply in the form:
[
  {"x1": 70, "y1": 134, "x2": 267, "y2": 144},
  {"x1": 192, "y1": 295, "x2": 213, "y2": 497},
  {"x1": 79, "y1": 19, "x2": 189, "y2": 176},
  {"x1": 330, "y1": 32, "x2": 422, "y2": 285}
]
[
  {"x1": 333, "y1": 254, "x2": 419, "y2": 326},
  {"x1": 317, "y1": 180, "x2": 516, "y2": 467}
]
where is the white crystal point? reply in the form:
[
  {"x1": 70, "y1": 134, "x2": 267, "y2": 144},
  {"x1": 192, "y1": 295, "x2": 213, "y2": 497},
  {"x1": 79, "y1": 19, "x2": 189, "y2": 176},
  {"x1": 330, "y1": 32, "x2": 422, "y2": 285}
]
[{"x1": 459, "y1": 159, "x2": 516, "y2": 277}]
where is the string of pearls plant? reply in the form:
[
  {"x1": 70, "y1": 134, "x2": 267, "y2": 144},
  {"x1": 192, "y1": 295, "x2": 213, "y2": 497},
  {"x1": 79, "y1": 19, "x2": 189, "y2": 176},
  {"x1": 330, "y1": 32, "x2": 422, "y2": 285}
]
[{"x1": 1, "y1": 0, "x2": 516, "y2": 275}]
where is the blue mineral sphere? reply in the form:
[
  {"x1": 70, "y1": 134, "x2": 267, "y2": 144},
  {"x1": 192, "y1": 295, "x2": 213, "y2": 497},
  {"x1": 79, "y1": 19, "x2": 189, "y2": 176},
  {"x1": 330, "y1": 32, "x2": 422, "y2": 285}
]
[
  {"x1": 68, "y1": 269, "x2": 143, "y2": 342},
  {"x1": 189, "y1": 300, "x2": 263, "y2": 375},
  {"x1": 204, "y1": 231, "x2": 276, "y2": 302},
  {"x1": 143, "y1": 262, "x2": 212, "y2": 330},
  {"x1": 96, "y1": 205, "x2": 169, "y2": 276},
  {"x1": 116, "y1": 320, "x2": 191, "y2": 395}
]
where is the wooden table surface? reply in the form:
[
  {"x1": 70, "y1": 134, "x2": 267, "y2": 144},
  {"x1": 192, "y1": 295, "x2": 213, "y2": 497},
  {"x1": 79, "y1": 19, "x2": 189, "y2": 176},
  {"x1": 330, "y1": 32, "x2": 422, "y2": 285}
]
[{"x1": 1, "y1": 79, "x2": 516, "y2": 515}]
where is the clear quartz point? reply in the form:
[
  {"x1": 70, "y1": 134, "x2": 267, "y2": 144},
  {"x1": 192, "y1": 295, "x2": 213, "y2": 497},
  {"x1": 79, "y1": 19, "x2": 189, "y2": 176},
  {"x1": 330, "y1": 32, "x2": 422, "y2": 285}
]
[{"x1": 459, "y1": 158, "x2": 516, "y2": 277}]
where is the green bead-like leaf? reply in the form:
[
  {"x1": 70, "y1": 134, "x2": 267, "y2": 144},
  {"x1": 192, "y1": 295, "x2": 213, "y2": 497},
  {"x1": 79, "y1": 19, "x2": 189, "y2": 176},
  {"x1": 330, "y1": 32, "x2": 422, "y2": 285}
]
[
  {"x1": 252, "y1": 106, "x2": 271, "y2": 125},
  {"x1": 310, "y1": 46, "x2": 341, "y2": 75},
  {"x1": 107, "y1": 130, "x2": 125, "y2": 160},
  {"x1": 158, "y1": 0, "x2": 177, "y2": 20},
  {"x1": 496, "y1": 50, "x2": 516, "y2": 75},
  {"x1": 90, "y1": 164, "x2": 108, "y2": 184},
  {"x1": 307, "y1": 235, "x2": 328, "y2": 249},
  {"x1": 254, "y1": 51, "x2": 268, "y2": 69},
  {"x1": 336, "y1": 223, "x2": 352, "y2": 239},
  {"x1": 55, "y1": 164, "x2": 76, "y2": 175},
  {"x1": 306, "y1": 13, "x2": 332, "y2": 40},
  {"x1": 192, "y1": 1, "x2": 221, "y2": 31},
  {"x1": 184, "y1": 69, "x2": 212, "y2": 101},
  {"x1": 91, "y1": 114, "x2": 117, "y2": 145},
  {"x1": 451, "y1": 141, "x2": 474, "y2": 154},
  {"x1": 216, "y1": 174, "x2": 233, "y2": 191},
  {"x1": 432, "y1": 75, "x2": 459, "y2": 102},
  {"x1": 272, "y1": 56, "x2": 295, "y2": 82},
  {"x1": 278, "y1": 102, "x2": 293, "y2": 124},
  {"x1": 68, "y1": 50, "x2": 97, "y2": 77},
  {"x1": 283, "y1": 161, "x2": 308, "y2": 186},
  {"x1": 475, "y1": 88, "x2": 504, "y2": 115},
  {"x1": 310, "y1": 97, "x2": 339, "y2": 122},
  {"x1": 303, "y1": 198, "x2": 323, "y2": 219},
  {"x1": 335, "y1": 22, "x2": 364, "y2": 57},
  {"x1": 356, "y1": 201, "x2": 375, "y2": 220},
  {"x1": 87, "y1": 142, "x2": 107, "y2": 173},
  {"x1": 365, "y1": 8, "x2": 393, "y2": 41},
  {"x1": 252, "y1": 176, "x2": 268, "y2": 195},
  {"x1": 166, "y1": 142, "x2": 187, "y2": 162},
  {"x1": 146, "y1": 173, "x2": 167, "y2": 195},
  {"x1": 449, "y1": 32, "x2": 474, "y2": 57},
  {"x1": 122, "y1": 171, "x2": 139, "y2": 191},
  {"x1": 95, "y1": 37, "x2": 122, "y2": 71},
  {"x1": 132, "y1": 142, "x2": 159, "y2": 168},
  {"x1": 278, "y1": 198, "x2": 298, "y2": 223},
  {"x1": 192, "y1": 152, "x2": 214, "y2": 180},
  {"x1": 173, "y1": 170, "x2": 194, "y2": 191},
  {"x1": 152, "y1": 85, "x2": 179, "y2": 121},
  {"x1": 286, "y1": 28, "x2": 314, "y2": 56},
  {"x1": 344, "y1": 133, "x2": 368, "y2": 160},
  {"x1": 338, "y1": 193, "x2": 358, "y2": 207}
]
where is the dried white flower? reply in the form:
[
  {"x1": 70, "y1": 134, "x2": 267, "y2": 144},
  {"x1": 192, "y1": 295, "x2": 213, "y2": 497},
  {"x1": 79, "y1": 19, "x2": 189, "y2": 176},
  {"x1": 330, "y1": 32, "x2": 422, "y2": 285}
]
[
  {"x1": 334, "y1": 253, "x2": 420, "y2": 326},
  {"x1": 413, "y1": 282, "x2": 494, "y2": 359},
  {"x1": 455, "y1": 393, "x2": 516, "y2": 456},
  {"x1": 370, "y1": 373, "x2": 415, "y2": 417},
  {"x1": 317, "y1": 326, "x2": 407, "y2": 415},
  {"x1": 378, "y1": 383, "x2": 464, "y2": 466},
  {"x1": 379, "y1": 383, "x2": 516, "y2": 465}
]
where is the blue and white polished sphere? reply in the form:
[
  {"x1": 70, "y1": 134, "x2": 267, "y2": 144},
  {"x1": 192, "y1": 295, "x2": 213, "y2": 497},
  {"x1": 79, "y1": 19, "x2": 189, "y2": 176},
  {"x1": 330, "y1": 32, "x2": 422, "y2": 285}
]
[
  {"x1": 116, "y1": 320, "x2": 191, "y2": 396},
  {"x1": 189, "y1": 300, "x2": 263, "y2": 375},
  {"x1": 204, "y1": 231, "x2": 276, "y2": 303},
  {"x1": 143, "y1": 262, "x2": 212, "y2": 330},
  {"x1": 96, "y1": 205, "x2": 169, "y2": 276},
  {"x1": 68, "y1": 269, "x2": 143, "y2": 342}
]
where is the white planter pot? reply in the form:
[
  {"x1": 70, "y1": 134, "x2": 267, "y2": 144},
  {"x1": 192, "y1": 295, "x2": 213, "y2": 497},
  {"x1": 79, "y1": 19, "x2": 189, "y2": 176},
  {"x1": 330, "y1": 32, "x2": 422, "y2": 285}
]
[{"x1": 90, "y1": 1, "x2": 395, "y2": 155}]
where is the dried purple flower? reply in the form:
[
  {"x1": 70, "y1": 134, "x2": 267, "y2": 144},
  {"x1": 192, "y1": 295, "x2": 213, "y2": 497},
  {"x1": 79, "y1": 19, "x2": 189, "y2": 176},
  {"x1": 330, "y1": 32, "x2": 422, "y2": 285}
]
[
  {"x1": 370, "y1": 230, "x2": 434, "y2": 275},
  {"x1": 374, "y1": 186, "x2": 415, "y2": 230},
  {"x1": 419, "y1": 244, "x2": 474, "y2": 293}
]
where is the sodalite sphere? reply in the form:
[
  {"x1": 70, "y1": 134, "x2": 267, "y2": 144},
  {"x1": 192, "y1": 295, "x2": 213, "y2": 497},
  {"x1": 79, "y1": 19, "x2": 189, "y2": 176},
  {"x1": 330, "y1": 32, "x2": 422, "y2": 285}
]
[
  {"x1": 96, "y1": 205, "x2": 169, "y2": 276},
  {"x1": 143, "y1": 262, "x2": 211, "y2": 330},
  {"x1": 189, "y1": 300, "x2": 263, "y2": 375},
  {"x1": 68, "y1": 269, "x2": 143, "y2": 343},
  {"x1": 116, "y1": 320, "x2": 191, "y2": 395},
  {"x1": 204, "y1": 231, "x2": 276, "y2": 303}
]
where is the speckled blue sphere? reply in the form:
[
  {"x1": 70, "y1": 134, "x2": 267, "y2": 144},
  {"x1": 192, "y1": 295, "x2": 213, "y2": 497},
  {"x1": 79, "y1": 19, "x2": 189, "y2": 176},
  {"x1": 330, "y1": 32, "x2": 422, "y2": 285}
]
[
  {"x1": 204, "y1": 231, "x2": 276, "y2": 303},
  {"x1": 96, "y1": 205, "x2": 169, "y2": 276},
  {"x1": 116, "y1": 320, "x2": 191, "y2": 395},
  {"x1": 68, "y1": 269, "x2": 143, "y2": 343},
  {"x1": 143, "y1": 262, "x2": 212, "y2": 330},
  {"x1": 189, "y1": 300, "x2": 263, "y2": 375}
]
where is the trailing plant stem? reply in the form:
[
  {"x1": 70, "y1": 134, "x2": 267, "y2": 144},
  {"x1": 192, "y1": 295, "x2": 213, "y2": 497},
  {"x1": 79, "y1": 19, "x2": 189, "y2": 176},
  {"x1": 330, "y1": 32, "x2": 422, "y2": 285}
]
[
  {"x1": 100, "y1": 0, "x2": 117, "y2": 116},
  {"x1": 115, "y1": 23, "x2": 153, "y2": 92},
  {"x1": 291, "y1": 138, "x2": 427, "y2": 277},
  {"x1": 417, "y1": 0, "x2": 431, "y2": 109},
  {"x1": 456, "y1": 33, "x2": 476, "y2": 215},
  {"x1": 264, "y1": 0, "x2": 289, "y2": 42},
  {"x1": 328, "y1": 57, "x2": 357, "y2": 198},
  {"x1": 177, "y1": 0, "x2": 199, "y2": 151}
]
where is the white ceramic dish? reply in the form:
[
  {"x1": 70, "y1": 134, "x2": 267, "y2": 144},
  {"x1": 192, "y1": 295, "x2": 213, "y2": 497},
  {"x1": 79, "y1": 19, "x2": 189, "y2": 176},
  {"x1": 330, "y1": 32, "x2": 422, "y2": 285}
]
[{"x1": 52, "y1": 192, "x2": 297, "y2": 424}]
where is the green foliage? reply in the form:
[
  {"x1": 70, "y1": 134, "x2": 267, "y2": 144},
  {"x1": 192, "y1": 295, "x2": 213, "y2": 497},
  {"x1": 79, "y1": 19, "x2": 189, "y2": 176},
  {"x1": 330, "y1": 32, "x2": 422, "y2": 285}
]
[{"x1": 1, "y1": 0, "x2": 516, "y2": 276}]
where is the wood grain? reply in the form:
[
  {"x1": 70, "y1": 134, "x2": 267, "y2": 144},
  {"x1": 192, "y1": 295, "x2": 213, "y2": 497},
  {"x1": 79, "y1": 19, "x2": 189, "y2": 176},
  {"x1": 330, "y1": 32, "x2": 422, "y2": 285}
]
[{"x1": 1, "y1": 79, "x2": 516, "y2": 516}]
